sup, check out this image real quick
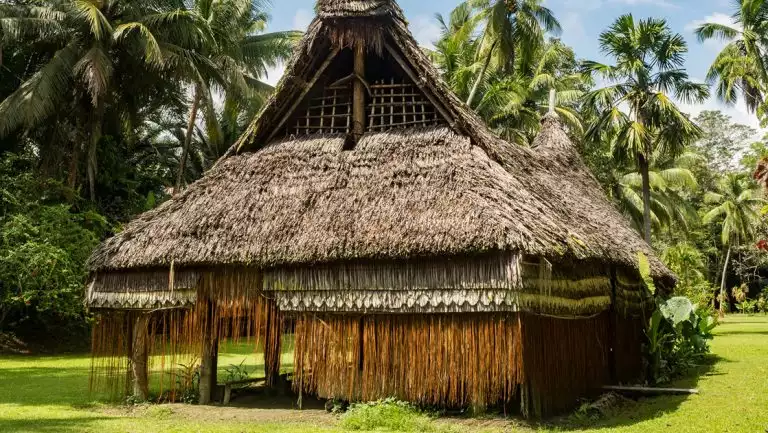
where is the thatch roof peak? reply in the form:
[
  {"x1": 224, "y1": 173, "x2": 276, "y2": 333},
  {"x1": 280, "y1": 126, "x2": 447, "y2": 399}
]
[
  {"x1": 316, "y1": 0, "x2": 398, "y2": 18},
  {"x1": 534, "y1": 112, "x2": 573, "y2": 152}
]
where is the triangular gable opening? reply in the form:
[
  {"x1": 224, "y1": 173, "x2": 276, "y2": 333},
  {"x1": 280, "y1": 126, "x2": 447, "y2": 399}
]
[{"x1": 274, "y1": 44, "x2": 449, "y2": 143}]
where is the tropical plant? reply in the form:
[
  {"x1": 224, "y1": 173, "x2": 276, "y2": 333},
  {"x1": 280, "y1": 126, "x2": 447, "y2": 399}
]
[
  {"x1": 662, "y1": 242, "x2": 714, "y2": 305},
  {"x1": 464, "y1": 0, "x2": 561, "y2": 108},
  {"x1": 583, "y1": 14, "x2": 709, "y2": 243},
  {"x1": 0, "y1": 152, "x2": 107, "y2": 335},
  {"x1": 695, "y1": 0, "x2": 768, "y2": 117},
  {"x1": 736, "y1": 298, "x2": 758, "y2": 313},
  {"x1": 703, "y1": 174, "x2": 765, "y2": 315},
  {"x1": 431, "y1": 5, "x2": 584, "y2": 144},
  {"x1": 645, "y1": 297, "x2": 717, "y2": 384},
  {"x1": 0, "y1": 0, "x2": 209, "y2": 200},
  {"x1": 174, "y1": 0, "x2": 300, "y2": 191},
  {"x1": 223, "y1": 359, "x2": 251, "y2": 389},
  {"x1": 611, "y1": 153, "x2": 700, "y2": 234}
]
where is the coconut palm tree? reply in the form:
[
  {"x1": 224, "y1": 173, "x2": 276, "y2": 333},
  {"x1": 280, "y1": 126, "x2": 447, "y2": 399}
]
[
  {"x1": 583, "y1": 14, "x2": 710, "y2": 244},
  {"x1": 612, "y1": 153, "x2": 701, "y2": 234},
  {"x1": 703, "y1": 174, "x2": 765, "y2": 315},
  {"x1": 475, "y1": 39, "x2": 585, "y2": 144},
  {"x1": 464, "y1": 0, "x2": 561, "y2": 108},
  {"x1": 695, "y1": 0, "x2": 768, "y2": 114},
  {"x1": 174, "y1": 0, "x2": 300, "y2": 191},
  {"x1": 0, "y1": 0, "x2": 208, "y2": 200},
  {"x1": 431, "y1": 6, "x2": 583, "y2": 145}
]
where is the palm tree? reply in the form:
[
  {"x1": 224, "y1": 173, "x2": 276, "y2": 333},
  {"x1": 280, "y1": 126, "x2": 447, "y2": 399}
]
[
  {"x1": 0, "y1": 0, "x2": 207, "y2": 200},
  {"x1": 431, "y1": 6, "x2": 584, "y2": 145},
  {"x1": 695, "y1": 0, "x2": 768, "y2": 114},
  {"x1": 612, "y1": 153, "x2": 701, "y2": 234},
  {"x1": 475, "y1": 39, "x2": 585, "y2": 144},
  {"x1": 583, "y1": 14, "x2": 710, "y2": 243},
  {"x1": 174, "y1": 0, "x2": 300, "y2": 191},
  {"x1": 464, "y1": 0, "x2": 561, "y2": 108},
  {"x1": 703, "y1": 174, "x2": 765, "y2": 315}
]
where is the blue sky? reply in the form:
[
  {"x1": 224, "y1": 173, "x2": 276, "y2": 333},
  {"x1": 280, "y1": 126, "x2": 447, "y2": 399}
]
[{"x1": 261, "y1": 0, "x2": 758, "y2": 129}]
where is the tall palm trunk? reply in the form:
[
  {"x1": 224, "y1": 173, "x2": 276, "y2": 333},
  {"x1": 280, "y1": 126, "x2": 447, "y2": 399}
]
[
  {"x1": 634, "y1": 106, "x2": 652, "y2": 244},
  {"x1": 719, "y1": 243, "x2": 732, "y2": 317},
  {"x1": 467, "y1": 40, "x2": 498, "y2": 108},
  {"x1": 176, "y1": 87, "x2": 201, "y2": 193},
  {"x1": 638, "y1": 153, "x2": 652, "y2": 244},
  {"x1": 87, "y1": 101, "x2": 105, "y2": 202}
]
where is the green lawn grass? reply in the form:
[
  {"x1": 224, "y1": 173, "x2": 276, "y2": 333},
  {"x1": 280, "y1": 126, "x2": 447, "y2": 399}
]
[{"x1": 1, "y1": 315, "x2": 767, "y2": 432}]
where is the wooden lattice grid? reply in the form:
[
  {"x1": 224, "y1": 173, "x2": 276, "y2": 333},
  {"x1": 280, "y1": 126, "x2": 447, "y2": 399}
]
[{"x1": 368, "y1": 78, "x2": 440, "y2": 132}]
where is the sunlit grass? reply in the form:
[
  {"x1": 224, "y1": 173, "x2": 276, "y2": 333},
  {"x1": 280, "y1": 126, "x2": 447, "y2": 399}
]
[{"x1": 0, "y1": 316, "x2": 766, "y2": 432}]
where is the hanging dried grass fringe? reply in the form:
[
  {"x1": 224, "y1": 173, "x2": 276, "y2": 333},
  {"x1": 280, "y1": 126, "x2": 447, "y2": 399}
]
[
  {"x1": 90, "y1": 268, "x2": 274, "y2": 401},
  {"x1": 90, "y1": 311, "x2": 133, "y2": 400},
  {"x1": 293, "y1": 314, "x2": 524, "y2": 408}
]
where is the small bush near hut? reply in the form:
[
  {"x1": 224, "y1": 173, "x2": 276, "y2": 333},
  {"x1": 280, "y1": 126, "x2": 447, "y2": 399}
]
[{"x1": 340, "y1": 398, "x2": 445, "y2": 432}]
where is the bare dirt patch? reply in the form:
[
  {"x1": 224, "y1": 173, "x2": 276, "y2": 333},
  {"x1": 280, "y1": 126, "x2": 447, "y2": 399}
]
[{"x1": 98, "y1": 393, "x2": 337, "y2": 426}]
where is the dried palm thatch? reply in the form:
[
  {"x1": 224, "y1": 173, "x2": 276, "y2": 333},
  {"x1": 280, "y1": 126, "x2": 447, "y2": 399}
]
[
  {"x1": 87, "y1": 3, "x2": 673, "y2": 293},
  {"x1": 88, "y1": 125, "x2": 671, "y2": 286}
]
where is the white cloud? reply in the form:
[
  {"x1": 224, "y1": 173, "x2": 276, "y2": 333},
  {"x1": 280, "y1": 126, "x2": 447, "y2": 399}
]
[
  {"x1": 409, "y1": 15, "x2": 442, "y2": 50},
  {"x1": 263, "y1": 64, "x2": 286, "y2": 87},
  {"x1": 684, "y1": 12, "x2": 740, "y2": 51},
  {"x1": 292, "y1": 9, "x2": 313, "y2": 31},
  {"x1": 678, "y1": 95, "x2": 764, "y2": 131},
  {"x1": 608, "y1": 0, "x2": 680, "y2": 8},
  {"x1": 684, "y1": 12, "x2": 737, "y2": 32}
]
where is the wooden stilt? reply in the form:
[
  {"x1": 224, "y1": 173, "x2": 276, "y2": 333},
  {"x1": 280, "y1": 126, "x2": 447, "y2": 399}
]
[
  {"x1": 125, "y1": 315, "x2": 134, "y2": 397},
  {"x1": 264, "y1": 303, "x2": 282, "y2": 388},
  {"x1": 131, "y1": 313, "x2": 150, "y2": 401},
  {"x1": 199, "y1": 300, "x2": 216, "y2": 404}
]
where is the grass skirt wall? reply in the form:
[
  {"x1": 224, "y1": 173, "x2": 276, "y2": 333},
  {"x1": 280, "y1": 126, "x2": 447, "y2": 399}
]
[
  {"x1": 293, "y1": 312, "x2": 625, "y2": 417},
  {"x1": 89, "y1": 293, "x2": 277, "y2": 401}
]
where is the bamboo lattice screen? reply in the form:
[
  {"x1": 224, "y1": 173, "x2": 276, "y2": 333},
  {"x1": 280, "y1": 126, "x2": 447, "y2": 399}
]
[{"x1": 368, "y1": 79, "x2": 441, "y2": 131}]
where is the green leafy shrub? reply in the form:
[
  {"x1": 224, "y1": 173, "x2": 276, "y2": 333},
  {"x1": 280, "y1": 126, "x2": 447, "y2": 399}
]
[
  {"x1": 639, "y1": 253, "x2": 718, "y2": 384},
  {"x1": 736, "y1": 299, "x2": 758, "y2": 314},
  {"x1": 0, "y1": 153, "x2": 109, "y2": 344},
  {"x1": 340, "y1": 398, "x2": 440, "y2": 432},
  {"x1": 757, "y1": 290, "x2": 768, "y2": 313},
  {"x1": 645, "y1": 296, "x2": 718, "y2": 383},
  {"x1": 174, "y1": 361, "x2": 200, "y2": 404},
  {"x1": 224, "y1": 359, "x2": 251, "y2": 389}
]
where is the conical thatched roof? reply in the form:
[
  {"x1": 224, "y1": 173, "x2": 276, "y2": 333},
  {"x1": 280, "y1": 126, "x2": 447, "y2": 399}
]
[{"x1": 87, "y1": 0, "x2": 673, "y2": 306}]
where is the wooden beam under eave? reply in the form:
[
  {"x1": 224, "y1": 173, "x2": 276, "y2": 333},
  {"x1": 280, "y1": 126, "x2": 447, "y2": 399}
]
[
  {"x1": 352, "y1": 43, "x2": 366, "y2": 139},
  {"x1": 264, "y1": 47, "x2": 342, "y2": 145}
]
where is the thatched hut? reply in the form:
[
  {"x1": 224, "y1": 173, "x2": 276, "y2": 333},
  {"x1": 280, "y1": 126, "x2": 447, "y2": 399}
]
[{"x1": 86, "y1": 0, "x2": 673, "y2": 417}]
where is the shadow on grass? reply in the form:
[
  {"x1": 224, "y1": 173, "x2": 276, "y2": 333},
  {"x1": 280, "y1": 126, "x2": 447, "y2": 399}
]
[
  {"x1": 0, "y1": 416, "x2": 111, "y2": 433},
  {"x1": 713, "y1": 329, "x2": 768, "y2": 336},
  {"x1": 433, "y1": 354, "x2": 724, "y2": 431},
  {"x1": 545, "y1": 354, "x2": 722, "y2": 431}
]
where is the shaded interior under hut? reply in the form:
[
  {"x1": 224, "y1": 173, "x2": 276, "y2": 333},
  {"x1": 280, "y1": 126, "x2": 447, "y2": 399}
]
[{"x1": 85, "y1": 0, "x2": 674, "y2": 418}]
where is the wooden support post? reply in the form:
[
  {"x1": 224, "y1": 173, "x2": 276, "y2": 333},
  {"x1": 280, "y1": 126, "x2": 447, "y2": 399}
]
[
  {"x1": 199, "y1": 300, "x2": 217, "y2": 405},
  {"x1": 131, "y1": 313, "x2": 150, "y2": 401},
  {"x1": 264, "y1": 303, "x2": 282, "y2": 389},
  {"x1": 352, "y1": 42, "x2": 366, "y2": 140}
]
